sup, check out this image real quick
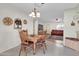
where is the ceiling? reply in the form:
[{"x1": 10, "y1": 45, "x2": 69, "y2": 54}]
[{"x1": 0, "y1": 3, "x2": 79, "y2": 23}]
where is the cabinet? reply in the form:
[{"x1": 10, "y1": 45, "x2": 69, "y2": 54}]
[{"x1": 65, "y1": 37, "x2": 79, "y2": 51}]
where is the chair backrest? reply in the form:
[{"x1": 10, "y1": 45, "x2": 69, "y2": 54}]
[
  {"x1": 19, "y1": 30, "x2": 28, "y2": 43},
  {"x1": 38, "y1": 31, "x2": 46, "y2": 41},
  {"x1": 39, "y1": 31, "x2": 46, "y2": 35}
]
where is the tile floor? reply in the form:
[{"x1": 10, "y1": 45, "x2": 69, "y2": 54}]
[{"x1": 0, "y1": 39, "x2": 79, "y2": 56}]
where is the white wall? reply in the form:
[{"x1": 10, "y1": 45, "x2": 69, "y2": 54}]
[
  {"x1": 64, "y1": 7, "x2": 79, "y2": 45},
  {"x1": 0, "y1": 6, "x2": 38, "y2": 53}
]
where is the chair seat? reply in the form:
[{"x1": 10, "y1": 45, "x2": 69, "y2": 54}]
[
  {"x1": 21, "y1": 41, "x2": 33, "y2": 46},
  {"x1": 37, "y1": 39, "x2": 45, "y2": 43},
  {"x1": 24, "y1": 40, "x2": 33, "y2": 43}
]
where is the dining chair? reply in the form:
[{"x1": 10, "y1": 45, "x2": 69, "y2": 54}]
[
  {"x1": 36, "y1": 31, "x2": 47, "y2": 54},
  {"x1": 19, "y1": 30, "x2": 33, "y2": 56}
]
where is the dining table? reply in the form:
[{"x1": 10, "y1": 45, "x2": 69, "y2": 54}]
[{"x1": 28, "y1": 35, "x2": 41, "y2": 54}]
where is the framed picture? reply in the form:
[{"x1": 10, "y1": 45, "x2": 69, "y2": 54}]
[
  {"x1": 14, "y1": 18, "x2": 22, "y2": 29},
  {"x1": 23, "y1": 19, "x2": 27, "y2": 24}
]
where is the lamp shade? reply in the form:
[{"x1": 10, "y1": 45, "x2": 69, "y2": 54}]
[
  {"x1": 29, "y1": 8, "x2": 40, "y2": 18},
  {"x1": 37, "y1": 11, "x2": 40, "y2": 17}
]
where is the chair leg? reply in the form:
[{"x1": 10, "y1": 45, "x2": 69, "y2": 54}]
[
  {"x1": 19, "y1": 46, "x2": 22, "y2": 56},
  {"x1": 19, "y1": 46, "x2": 27, "y2": 56},
  {"x1": 22, "y1": 46, "x2": 27, "y2": 56},
  {"x1": 33, "y1": 43, "x2": 36, "y2": 55},
  {"x1": 24, "y1": 47, "x2": 27, "y2": 56},
  {"x1": 42, "y1": 42, "x2": 47, "y2": 54},
  {"x1": 44, "y1": 43, "x2": 47, "y2": 50},
  {"x1": 43, "y1": 44, "x2": 45, "y2": 54}
]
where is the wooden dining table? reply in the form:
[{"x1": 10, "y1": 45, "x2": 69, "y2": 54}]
[{"x1": 28, "y1": 35, "x2": 41, "y2": 54}]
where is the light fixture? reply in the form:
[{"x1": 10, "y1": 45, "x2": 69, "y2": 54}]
[{"x1": 29, "y1": 8, "x2": 40, "y2": 18}]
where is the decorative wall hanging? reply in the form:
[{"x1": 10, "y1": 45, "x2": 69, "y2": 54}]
[
  {"x1": 14, "y1": 18, "x2": 22, "y2": 29},
  {"x1": 71, "y1": 21, "x2": 75, "y2": 26},
  {"x1": 77, "y1": 20, "x2": 79, "y2": 24},
  {"x1": 23, "y1": 19, "x2": 27, "y2": 24},
  {"x1": 3, "y1": 17, "x2": 13, "y2": 26}
]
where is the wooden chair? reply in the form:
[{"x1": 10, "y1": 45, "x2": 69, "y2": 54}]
[
  {"x1": 37, "y1": 31, "x2": 47, "y2": 54},
  {"x1": 19, "y1": 30, "x2": 33, "y2": 56}
]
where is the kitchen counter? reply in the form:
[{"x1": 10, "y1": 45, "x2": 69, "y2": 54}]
[
  {"x1": 66, "y1": 37, "x2": 79, "y2": 41},
  {"x1": 65, "y1": 37, "x2": 79, "y2": 51}
]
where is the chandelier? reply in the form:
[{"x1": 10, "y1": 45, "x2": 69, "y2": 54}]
[
  {"x1": 29, "y1": 7, "x2": 40, "y2": 18},
  {"x1": 29, "y1": 3, "x2": 45, "y2": 18}
]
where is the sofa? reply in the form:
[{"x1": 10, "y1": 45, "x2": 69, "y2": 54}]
[{"x1": 51, "y1": 30, "x2": 63, "y2": 36}]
